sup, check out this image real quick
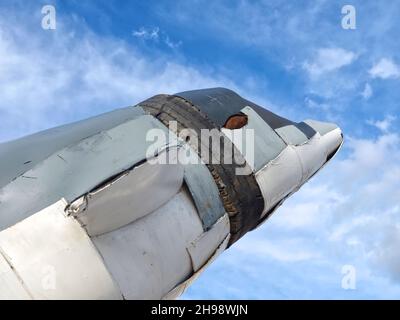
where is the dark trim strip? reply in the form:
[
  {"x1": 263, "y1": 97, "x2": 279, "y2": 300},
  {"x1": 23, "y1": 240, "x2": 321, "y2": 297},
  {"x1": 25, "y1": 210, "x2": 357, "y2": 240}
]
[{"x1": 176, "y1": 87, "x2": 294, "y2": 130}]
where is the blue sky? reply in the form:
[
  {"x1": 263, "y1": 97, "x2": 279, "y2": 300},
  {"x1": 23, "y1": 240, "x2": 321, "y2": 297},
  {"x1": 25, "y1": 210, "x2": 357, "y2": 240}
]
[{"x1": 0, "y1": 1, "x2": 399, "y2": 299}]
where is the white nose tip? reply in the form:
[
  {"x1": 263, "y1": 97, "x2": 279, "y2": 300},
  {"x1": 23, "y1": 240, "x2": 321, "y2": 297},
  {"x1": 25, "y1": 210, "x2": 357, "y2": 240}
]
[
  {"x1": 254, "y1": 121, "x2": 343, "y2": 220},
  {"x1": 320, "y1": 127, "x2": 344, "y2": 160}
]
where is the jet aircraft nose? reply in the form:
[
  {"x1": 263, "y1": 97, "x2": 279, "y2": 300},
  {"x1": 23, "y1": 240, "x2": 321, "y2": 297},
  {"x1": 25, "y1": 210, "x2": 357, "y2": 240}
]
[
  {"x1": 0, "y1": 87, "x2": 344, "y2": 300},
  {"x1": 145, "y1": 88, "x2": 344, "y2": 241},
  {"x1": 251, "y1": 118, "x2": 343, "y2": 227},
  {"x1": 216, "y1": 103, "x2": 344, "y2": 228}
]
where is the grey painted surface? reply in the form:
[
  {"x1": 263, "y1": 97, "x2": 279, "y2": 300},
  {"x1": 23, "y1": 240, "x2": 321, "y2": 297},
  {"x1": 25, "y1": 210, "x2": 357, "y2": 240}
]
[
  {"x1": 0, "y1": 115, "x2": 172, "y2": 231},
  {"x1": 0, "y1": 106, "x2": 144, "y2": 189},
  {"x1": 275, "y1": 124, "x2": 309, "y2": 146},
  {"x1": 304, "y1": 119, "x2": 338, "y2": 136},
  {"x1": 176, "y1": 87, "x2": 294, "y2": 129},
  {"x1": 183, "y1": 148, "x2": 226, "y2": 230},
  {"x1": 241, "y1": 106, "x2": 287, "y2": 171}
]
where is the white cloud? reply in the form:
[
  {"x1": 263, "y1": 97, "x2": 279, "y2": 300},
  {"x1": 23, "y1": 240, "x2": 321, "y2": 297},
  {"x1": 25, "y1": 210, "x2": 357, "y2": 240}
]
[
  {"x1": 321, "y1": 132, "x2": 400, "y2": 280},
  {"x1": 212, "y1": 128, "x2": 400, "y2": 297},
  {"x1": 164, "y1": 35, "x2": 182, "y2": 49},
  {"x1": 132, "y1": 26, "x2": 182, "y2": 49},
  {"x1": 271, "y1": 184, "x2": 343, "y2": 231},
  {"x1": 369, "y1": 58, "x2": 400, "y2": 79},
  {"x1": 361, "y1": 83, "x2": 373, "y2": 100},
  {"x1": 132, "y1": 26, "x2": 160, "y2": 40},
  {"x1": 0, "y1": 17, "x2": 230, "y2": 142},
  {"x1": 2, "y1": 2, "x2": 400, "y2": 299},
  {"x1": 303, "y1": 48, "x2": 357, "y2": 77},
  {"x1": 338, "y1": 133, "x2": 399, "y2": 178},
  {"x1": 235, "y1": 238, "x2": 318, "y2": 262},
  {"x1": 309, "y1": 131, "x2": 399, "y2": 277},
  {"x1": 367, "y1": 115, "x2": 396, "y2": 133},
  {"x1": 304, "y1": 97, "x2": 330, "y2": 110}
]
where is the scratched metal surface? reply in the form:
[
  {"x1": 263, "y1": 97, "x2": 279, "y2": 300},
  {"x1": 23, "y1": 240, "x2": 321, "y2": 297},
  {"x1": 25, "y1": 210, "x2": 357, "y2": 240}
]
[
  {"x1": 183, "y1": 146, "x2": 226, "y2": 230},
  {"x1": 0, "y1": 114, "x2": 172, "y2": 231},
  {"x1": 0, "y1": 106, "x2": 145, "y2": 189}
]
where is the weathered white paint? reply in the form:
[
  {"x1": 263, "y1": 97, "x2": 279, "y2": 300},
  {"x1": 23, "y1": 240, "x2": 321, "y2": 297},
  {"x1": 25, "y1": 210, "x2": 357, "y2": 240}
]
[
  {"x1": 294, "y1": 133, "x2": 327, "y2": 184},
  {"x1": 92, "y1": 188, "x2": 229, "y2": 300},
  {"x1": 0, "y1": 199, "x2": 122, "y2": 300},
  {"x1": 187, "y1": 214, "x2": 230, "y2": 272},
  {"x1": 0, "y1": 251, "x2": 31, "y2": 299},
  {"x1": 256, "y1": 146, "x2": 303, "y2": 216},
  {"x1": 163, "y1": 234, "x2": 230, "y2": 300},
  {"x1": 320, "y1": 128, "x2": 343, "y2": 157},
  {"x1": 256, "y1": 128, "x2": 343, "y2": 218}
]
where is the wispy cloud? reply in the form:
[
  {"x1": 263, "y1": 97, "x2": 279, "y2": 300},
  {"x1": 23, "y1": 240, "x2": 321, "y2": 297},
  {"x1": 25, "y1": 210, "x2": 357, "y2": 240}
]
[
  {"x1": 361, "y1": 83, "x2": 373, "y2": 100},
  {"x1": 303, "y1": 48, "x2": 357, "y2": 77},
  {"x1": 186, "y1": 128, "x2": 400, "y2": 298},
  {"x1": 132, "y1": 26, "x2": 182, "y2": 49},
  {"x1": 2, "y1": 0, "x2": 400, "y2": 300},
  {"x1": 164, "y1": 35, "x2": 182, "y2": 49},
  {"x1": 304, "y1": 96, "x2": 330, "y2": 111},
  {"x1": 132, "y1": 26, "x2": 160, "y2": 40},
  {"x1": 369, "y1": 58, "x2": 400, "y2": 79},
  {"x1": 367, "y1": 115, "x2": 397, "y2": 133},
  {"x1": 0, "y1": 16, "x2": 227, "y2": 142}
]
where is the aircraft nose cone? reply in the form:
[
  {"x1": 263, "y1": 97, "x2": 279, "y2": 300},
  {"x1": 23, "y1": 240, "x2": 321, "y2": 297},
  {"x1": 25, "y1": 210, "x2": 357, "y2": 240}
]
[
  {"x1": 303, "y1": 119, "x2": 344, "y2": 159},
  {"x1": 253, "y1": 118, "x2": 343, "y2": 226}
]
